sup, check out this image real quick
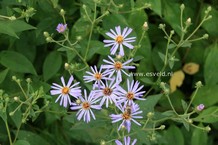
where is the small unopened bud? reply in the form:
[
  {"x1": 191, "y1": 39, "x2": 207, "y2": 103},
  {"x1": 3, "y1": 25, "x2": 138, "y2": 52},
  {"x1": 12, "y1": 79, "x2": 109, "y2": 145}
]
[
  {"x1": 196, "y1": 104, "x2": 204, "y2": 111},
  {"x1": 12, "y1": 76, "x2": 17, "y2": 81},
  {"x1": 121, "y1": 125, "x2": 126, "y2": 130},
  {"x1": 207, "y1": 15, "x2": 212, "y2": 19},
  {"x1": 9, "y1": 112, "x2": 14, "y2": 116},
  {"x1": 82, "y1": 4, "x2": 86, "y2": 9},
  {"x1": 170, "y1": 30, "x2": 175, "y2": 35},
  {"x1": 205, "y1": 126, "x2": 211, "y2": 132},
  {"x1": 118, "y1": 4, "x2": 123, "y2": 8},
  {"x1": 64, "y1": 63, "x2": 70, "y2": 70},
  {"x1": 160, "y1": 125, "x2": 165, "y2": 130},
  {"x1": 143, "y1": 22, "x2": 149, "y2": 31},
  {"x1": 76, "y1": 36, "x2": 82, "y2": 41},
  {"x1": 43, "y1": 31, "x2": 50, "y2": 37},
  {"x1": 14, "y1": 96, "x2": 19, "y2": 101},
  {"x1": 187, "y1": 119, "x2": 193, "y2": 124},
  {"x1": 116, "y1": 55, "x2": 122, "y2": 59},
  {"x1": 147, "y1": 112, "x2": 154, "y2": 119},
  {"x1": 76, "y1": 99, "x2": 81, "y2": 105},
  {"x1": 195, "y1": 81, "x2": 203, "y2": 88},
  {"x1": 207, "y1": 6, "x2": 212, "y2": 12},
  {"x1": 46, "y1": 37, "x2": 53, "y2": 42},
  {"x1": 164, "y1": 88, "x2": 170, "y2": 95},
  {"x1": 9, "y1": 16, "x2": 16, "y2": 20},
  {"x1": 100, "y1": 140, "x2": 106, "y2": 145},
  {"x1": 26, "y1": 78, "x2": 31, "y2": 83},
  {"x1": 160, "y1": 82, "x2": 165, "y2": 88},
  {"x1": 105, "y1": 11, "x2": 110, "y2": 15},
  {"x1": 186, "y1": 18, "x2": 191, "y2": 26},
  {"x1": 180, "y1": 4, "x2": 185, "y2": 10},
  {"x1": 158, "y1": 24, "x2": 165, "y2": 29},
  {"x1": 203, "y1": 34, "x2": 209, "y2": 39},
  {"x1": 60, "y1": 9, "x2": 65, "y2": 16}
]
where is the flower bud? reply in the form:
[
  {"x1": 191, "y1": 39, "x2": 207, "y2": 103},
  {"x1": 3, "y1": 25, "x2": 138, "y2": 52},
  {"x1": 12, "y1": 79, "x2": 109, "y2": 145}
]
[
  {"x1": 185, "y1": 17, "x2": 191, "y2": 26},
  {"x1": 64, "y1": 63, "x2": 70, "y2": 70},
  {"x1": 12, "y1": 76, "x2": 17, "y2": 81},
  {"x1": 203, "y1": 34, "x2": 209, "y2": 39},
  {"x1": 9, "y1": 16, "x2": 16, "y2": 20},
  {"x1": 46, "y1": 37, "x2": 53, "y2": 42},
  {"x1": 9, "y1": 112, "x2": 14, "y2": 116},
  {"x1": 60, "y1": 9, "x2": 66, "y2": 16},
  {"x1": 205, "y1": 126, "x2": 211, "y2": 132},
  {"x1": 143, "y1": 22, "x2": 149, "y2": 31},
  {"x1": 76, "y1": 36, "x2": 82, "y2": 41},
  {"x1": 118, "y1": 4, "x2": 124, "y2": 8},
  {"x1": 26, "y1": 78, "x2": 32, "y2": 83},
  {"x1": 195, "y1": 81, "x2": 203, "y2": 88},
  {"x1": 116, "y1": 55, "x2": 122, "y2": 59},
  {"x1": 158, "y1": 24, "x2": 165, "y2": 29},
  {"x1": 170, "y1": 30, "x2": 175, "y2": 35},
  {"x1": 187, "y1": 119, "x2": 193, "y2": 124},
  {"x1": 14, "y1": 96, "x2": 19, "y2": 101},
  {"x1": 160, "y1": 125, "x2": 165, "y2": 130},
  {"x1": 43, "y1": 31, "x2": 50, "y2": 37},
  {"x1": 196, "y1": 104, "x2": 204, "y2": 111},
  {"x1": 147, "y1": 112, "x2": 154, "y2": 119},
  {"x1": 180, "y1": 4, "x2": 185, "y2": 10},
  {"x1": 100, "y1": 140, "x2": 106, "y2": 145}
]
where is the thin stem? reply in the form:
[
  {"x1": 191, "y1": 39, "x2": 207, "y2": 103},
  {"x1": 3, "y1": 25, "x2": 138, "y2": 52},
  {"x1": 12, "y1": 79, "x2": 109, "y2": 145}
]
[
  {"x1": 13, "y1": 124, "x2": 22, "y2": 144},
  {"x1": 84, "y1": 3, "x2": 97, "y2": 60},
  {"x1": 166, "y1": 94, "x2": 179, "y2": 116},
  {"x1": 185, "y1": 87, "x2": 199, "y2": 114},
  {"x1": 55, "y1": 41, "x2": 89, "y2": 67},
  {"x1": 5, "y1": 121, "x2": 13, "y2": 145},
  {"x1": 17, "y1": 82, "x2": 28, "y2": 99}
]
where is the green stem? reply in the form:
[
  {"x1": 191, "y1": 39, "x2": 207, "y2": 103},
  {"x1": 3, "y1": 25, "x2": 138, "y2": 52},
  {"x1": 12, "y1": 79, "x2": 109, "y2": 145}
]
[
  {"x1": 166, "y1": 94, "x2": 179, "y2": 116},
  {"x1": 84, "y1": 3, "x2": 97, "y2": 60},
  {"x1": 55, "y1": 41, "x2": 89, "y2": 67},
  {"x1": 185, "y1": 87, "x2": 199, "y2": 114},
  {"x1": 5, "y1": 121, "x2": 13, "y2": 145}
]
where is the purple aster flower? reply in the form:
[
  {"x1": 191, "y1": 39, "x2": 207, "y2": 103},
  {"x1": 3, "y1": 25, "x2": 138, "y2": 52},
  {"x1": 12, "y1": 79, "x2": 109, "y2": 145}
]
[
  {"x1": 71, "y1": 90, "x2": 102, "y2": 123},
  {"x1": 110, "y1": 103, "x2": 143, "y2": 133},
  {"x1": 93, "y1": 78, "x2": 122, "y2": 108},
  {"x1": 103, "y1": 26, "x2": 136, "y2": 56},
  {"x1": 196, "y1": 104, "x2": 204, "y2": 111},
  {"x1": 118, "y1": 79, "x2": 146, "y2": 107},
  {"x1": 56, "y1": 23, "x2": 67, "y2": 33},
  {"x1": 115, "y1": 136, "x2": 137, "y2": 145},
  {"x1": 83, "y1": 65, "x2": 111, "y2": 89},
  {"x1": 50, "y1": 76, "x2": 81, "y2": 108},
  {"x1": 101, "y1": 55, "x2": 135, "y2": 82}
]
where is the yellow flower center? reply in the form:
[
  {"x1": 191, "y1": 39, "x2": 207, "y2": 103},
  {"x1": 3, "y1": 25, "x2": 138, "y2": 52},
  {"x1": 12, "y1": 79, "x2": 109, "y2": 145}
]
[
  {"x1": 114, "y1": 61, "x2": 122, "y2": 70},
  {"x1": 126, "y1": 92, "x2": 134, "y2": 100},
  {"x1": 122, "y1": 112, "x2": 131, "y2": 120},
  {"x1": 115, "y1": 35, "x2": 124, "y2": 44},
  {"x1": 94, "y1": 73, "x2": 102, "y2": 80},
  {"x1": 82, "y1": 102, "x2": 90, "y2": 110},
  {"x1": 103, "y1": 87, "x2": 113, "y2": 96},
  {"x1": 62, "y1": 87, "x2": 69, "y2": 94}
]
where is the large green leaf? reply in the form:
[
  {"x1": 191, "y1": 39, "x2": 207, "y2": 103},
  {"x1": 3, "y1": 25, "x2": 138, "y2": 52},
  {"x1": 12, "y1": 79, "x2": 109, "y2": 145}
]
[
  {"x1": 17, "y1": 130, "x2": 50, "y2": 145},
  {"x1": 0, "y1": 20, "x2": 36, "y2": 38},
  {"x1": 0, "y1": 69, "x2": 9, "y2": 83},
  {"x1": 43, "y1": 51, "x2": 62, "y2": 81},
  {"x1": 204, "y1": 43, "x2": 218, "y2": 86},
  {"x1": 165, "y1": 125, "x2": 184, "y2": 145},
  {"x1": 191, "y1": 125, "x2": 208, "y2": 145},
  {"x1": 14, "y1": 140, "x2": 30, "y2": 145},
  {"x1": 0, "y1": 51, "x2": 37, "y2": 75},
  {"x1": 192, "y1": 85, "x2": 218, "y2": 107},
  {"x1": 193, "y1": 107, "x2": 218, "y2": 123}
]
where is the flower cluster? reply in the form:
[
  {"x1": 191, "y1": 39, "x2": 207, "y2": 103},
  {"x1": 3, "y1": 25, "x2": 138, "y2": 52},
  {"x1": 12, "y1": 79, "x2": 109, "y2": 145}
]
[{"x1": 50, "y1": 25, "x2": 146, "y2": 133}]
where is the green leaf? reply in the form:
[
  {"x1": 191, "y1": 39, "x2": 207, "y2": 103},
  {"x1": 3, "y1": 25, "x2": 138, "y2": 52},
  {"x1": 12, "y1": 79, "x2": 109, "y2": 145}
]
[
  {"x1": 191, "y1": 125, "x2": 208, "y2": 145},
  {"x1": 137, "y1": 94, "x2": 162, "y2": 114},
  {"x1": 193, "y1": 107, "x2": 218, "y2": 123},
  {"x1": 181, "y1": 99, "x2": 188, "y2": 112},
  {"x1": 204, "y1": 43, "x2": 218, "y2": 86},
  {"x1": 14, "y1": 140, "x2": 30, "y2": 145},
  {"x1": 17, "y1": 130, "x2": 50, "y2": 145},
  {"x1": 192, "y1": 85, "x2": 218, "y2": 107},
  {"x1": 0, "y1": 51, "x2": 37, "y2": 75},
  {"x1": 158, "y1": 52, "x2": 165, "y2": 62},
  {"x1": 0, "y1": 21, "x2": 18, "y2": 38},
  {"x1": 0, "y1": 69, "x2": 9, "y2": 83},
  {"x1": 165, "y1": 125, "x2": 184, "y2": 145},
  {"x1": 43, "y1": 51, "x2": 62, "y2": 81}
]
